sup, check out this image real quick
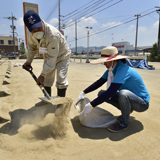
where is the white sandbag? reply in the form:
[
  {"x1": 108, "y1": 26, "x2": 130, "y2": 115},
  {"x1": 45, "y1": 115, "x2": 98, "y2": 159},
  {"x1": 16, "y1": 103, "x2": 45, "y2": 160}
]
[
  {"x1": 74, "y1": 98, "x2": 116, "y2": 128},
  {"x1": 14, "y1": 63, "x2": 19, "y2": 67}
]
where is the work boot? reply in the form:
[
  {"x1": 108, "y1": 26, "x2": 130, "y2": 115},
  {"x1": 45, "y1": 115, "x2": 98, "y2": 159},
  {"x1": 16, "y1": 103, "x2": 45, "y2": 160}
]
[
  {"x1": 57, "y1": 88, "x2": 66, "y2": 97},
  {"x1": 44, "y1": 86, "x2": 51, "y2": 96}
]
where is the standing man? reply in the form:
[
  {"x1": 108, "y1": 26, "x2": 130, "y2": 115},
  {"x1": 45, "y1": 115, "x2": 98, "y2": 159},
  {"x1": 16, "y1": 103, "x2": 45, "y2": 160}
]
[{"x1": 23, "y1": 10, "x2": 71, "y2": 97}]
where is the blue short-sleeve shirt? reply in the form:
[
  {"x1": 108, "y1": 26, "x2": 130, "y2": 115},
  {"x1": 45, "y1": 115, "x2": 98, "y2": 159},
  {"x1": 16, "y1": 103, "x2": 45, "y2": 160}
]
[{"x1": 102, "y1": 60, "x2": 150, "y2": 103}]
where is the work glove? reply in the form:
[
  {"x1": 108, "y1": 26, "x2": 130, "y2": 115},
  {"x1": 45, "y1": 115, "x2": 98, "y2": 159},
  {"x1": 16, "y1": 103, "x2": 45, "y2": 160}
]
[
  {"x1": 37, "y1": 75, "x2": 45, "y2": 86},
  {"x1": 23, "y1": 62, "x2": 31, "y2": 70},
  {"x1": 80, "y1": 103, "x2": 93, "y2": 117},
  {"x1": 78, "y1": 91, "x2": 85, "y2": 102}
]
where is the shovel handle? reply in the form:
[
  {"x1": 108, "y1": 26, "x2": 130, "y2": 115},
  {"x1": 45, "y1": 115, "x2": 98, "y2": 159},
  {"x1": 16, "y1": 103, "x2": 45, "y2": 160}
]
[
  {"x1": 23, "y1": 65, "x2": 38, "y2": 82},
  {"x1": 23, "y1": 65, "x2": 51, "y2": 100}
]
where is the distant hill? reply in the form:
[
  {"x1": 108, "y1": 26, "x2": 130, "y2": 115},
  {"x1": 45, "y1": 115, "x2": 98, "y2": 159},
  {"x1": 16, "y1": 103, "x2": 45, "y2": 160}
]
[{"x1": 71, "y1": 46, "x2": 106, "y2": 53}]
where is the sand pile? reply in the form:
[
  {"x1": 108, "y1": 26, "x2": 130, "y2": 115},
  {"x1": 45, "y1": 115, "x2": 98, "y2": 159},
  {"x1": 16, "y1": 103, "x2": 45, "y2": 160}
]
[{"x1": 1, "y1": 97, "x2": 73, "y2": 140}]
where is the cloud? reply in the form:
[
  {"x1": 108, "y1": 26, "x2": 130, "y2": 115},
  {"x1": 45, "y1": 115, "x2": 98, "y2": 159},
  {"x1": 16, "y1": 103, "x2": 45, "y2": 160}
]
[
  {"x1": 101, "y1": 21, "x2": 123, "y2": 28},
  {"x1": 79, "y1": 17, "x2": 97, "y2": 26},
  {"x1": 128, "y1": 25, "x2": 135, "y2": 30},
  {"x1": 138, "y1": 26, "x2": 146, "y2": 32},
  {"x1": 63, "y1": 17, "x2": 97, "y2": 41},
  {"x1": 49, "y1": 18, "x2": 58, "y2": 26},
  {"x1": 153, "y1": 21, "x2": 159, "y2": 28},
  {"x1": 17, "y1": 17, "x2": 24, "y2": 27},
  {"x1": 1, "y1": 34, "x2": 10, "y2": 36},
  {"x1": 0, "y1": 24, "x2": 6, "y2": 29}
]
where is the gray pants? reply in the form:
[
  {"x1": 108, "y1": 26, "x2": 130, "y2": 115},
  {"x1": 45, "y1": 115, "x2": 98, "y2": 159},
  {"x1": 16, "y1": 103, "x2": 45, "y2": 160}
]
[
  {"x1": 44, "y1": 55, "x2": 70, "y2": 89},
  {"x1": 98, "y1": 89, "x2": 149, "y2": 126}
]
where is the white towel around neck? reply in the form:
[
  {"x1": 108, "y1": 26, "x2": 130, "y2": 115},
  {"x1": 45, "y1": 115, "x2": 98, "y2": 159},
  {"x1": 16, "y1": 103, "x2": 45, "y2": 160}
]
[{"x1": 106, "y1": 61, "x2": 117, "y2": 89}]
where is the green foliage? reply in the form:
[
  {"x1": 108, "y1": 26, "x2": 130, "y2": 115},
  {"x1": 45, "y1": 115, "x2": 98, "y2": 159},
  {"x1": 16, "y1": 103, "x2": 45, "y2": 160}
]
[
  {"x1": 155, "y1": 54, "x2": 160, "y2": 62},
  {"x1": 147, "y1": 43, "x2": 160, "y2": 62},
  {"x1": 19, "y1": 42, "x2": 25, "y2": 54}
]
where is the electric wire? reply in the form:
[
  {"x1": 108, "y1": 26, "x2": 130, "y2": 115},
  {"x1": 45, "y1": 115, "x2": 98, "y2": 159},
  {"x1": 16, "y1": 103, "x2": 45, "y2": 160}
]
[
  {"x1": 67, "y1": 8, "x2": 156, "y2": 40},
  {"x1": 66, "y1": 0, "x2": 112, "y2": 22},
  {"x1": 45, "y1": 0, "x2": 64, "y2": 22},
  {"x1": 62, "y1": 0, "x2": 107, "y2": 22},
  {"x1": 56, "y1": 0, "x2": 114, "y2": 28},
  {"x1": 62, "y1": 0, "x2": 123, "y2": 29},
  {"x1": 61, "y1": 0, "x2": 113, "y2": 27},
  {"x1": 45, "y1": 1, "x2": 58, "y2": 22},
  {"x1": 67, "y1": 10, "x2": 157, "y2": 43}
]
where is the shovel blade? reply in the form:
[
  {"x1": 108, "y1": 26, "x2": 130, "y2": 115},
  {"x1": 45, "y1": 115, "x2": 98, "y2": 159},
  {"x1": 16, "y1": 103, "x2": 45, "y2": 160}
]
[{"x1": 39, "y1": 96, "x2": 59, "y2": 103}]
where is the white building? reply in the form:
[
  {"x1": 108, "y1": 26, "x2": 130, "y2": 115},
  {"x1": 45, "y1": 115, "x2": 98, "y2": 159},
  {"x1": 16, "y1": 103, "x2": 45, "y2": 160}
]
[
  {"x1": 0, "y1": 36, "x2": 18, "y2": 55},
  {"x1": 112, "y1": 41, "x2": 152, "y2": 56}
]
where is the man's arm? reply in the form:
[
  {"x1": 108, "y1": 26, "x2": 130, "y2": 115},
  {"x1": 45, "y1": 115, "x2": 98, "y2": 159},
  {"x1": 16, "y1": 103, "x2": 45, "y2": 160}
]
[
  {"x1": 23, "y1": 38, "x2": 38, "y2": 69},
  {"x1": 41, "y1": 35, "x2": 59, "y2": 76},
  {"x1": 26, "y1": 38, "x2": 38, "y2": 63}
]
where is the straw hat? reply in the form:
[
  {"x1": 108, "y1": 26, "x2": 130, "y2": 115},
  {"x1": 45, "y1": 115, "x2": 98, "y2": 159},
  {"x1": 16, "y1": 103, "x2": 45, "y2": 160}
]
[{"x1": 90, "y1": 46, "x2": 130, "y2": 64}]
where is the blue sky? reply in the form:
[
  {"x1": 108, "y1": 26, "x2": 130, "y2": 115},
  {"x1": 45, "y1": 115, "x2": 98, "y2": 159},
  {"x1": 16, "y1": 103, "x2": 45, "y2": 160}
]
[{"x1": 0, "y1": 0, "x2": 160, "y2": 49}]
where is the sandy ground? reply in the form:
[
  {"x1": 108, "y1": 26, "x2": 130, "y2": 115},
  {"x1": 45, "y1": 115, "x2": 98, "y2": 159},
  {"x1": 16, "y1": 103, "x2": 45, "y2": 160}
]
[{"x1": 0, "y1": 58, "x2": 160, "y2": 160}]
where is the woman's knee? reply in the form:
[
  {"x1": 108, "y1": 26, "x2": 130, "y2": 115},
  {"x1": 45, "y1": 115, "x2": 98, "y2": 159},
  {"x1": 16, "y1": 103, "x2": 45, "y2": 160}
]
[
  {"x1": 97, "y1": 90, "x2": 105, "y2": 97},
  {"x1": 118, "y1": 90, "x2": 130, "y2": 98}
]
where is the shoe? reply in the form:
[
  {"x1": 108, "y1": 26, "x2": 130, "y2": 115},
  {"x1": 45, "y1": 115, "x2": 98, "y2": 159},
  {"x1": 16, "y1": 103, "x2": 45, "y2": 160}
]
[{"x1": 108, "y1": 121, "x2": 128, "y2": 132}]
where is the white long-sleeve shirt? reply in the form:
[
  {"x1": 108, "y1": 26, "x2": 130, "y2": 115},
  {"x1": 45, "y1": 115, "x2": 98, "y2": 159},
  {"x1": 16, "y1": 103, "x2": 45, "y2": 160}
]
[{"x1": 26, "y1": 20, "x2": 71, "y2": 75}]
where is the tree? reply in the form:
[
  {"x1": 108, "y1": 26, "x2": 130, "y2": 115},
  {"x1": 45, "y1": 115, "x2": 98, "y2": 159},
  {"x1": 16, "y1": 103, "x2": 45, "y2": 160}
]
[
  {"x1": 19, "y1": 42, "x2": 25, "y2": 55},
  {"x1": 148, "y1": 43, "x2": 157, "y2": 62}
]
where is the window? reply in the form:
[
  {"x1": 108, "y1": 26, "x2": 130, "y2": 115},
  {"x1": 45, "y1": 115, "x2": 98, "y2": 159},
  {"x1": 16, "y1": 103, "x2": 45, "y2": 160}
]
[
  {"x1": 8, "y1": 40, "x2": 14, "y2": 45},
  {"x1": 0, "y1": 40, "x2": 4, "y2": 44}
]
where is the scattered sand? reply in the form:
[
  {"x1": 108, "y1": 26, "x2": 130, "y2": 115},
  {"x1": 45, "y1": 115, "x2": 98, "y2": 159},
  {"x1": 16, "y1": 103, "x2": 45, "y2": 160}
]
[{"x1": 0, "y1": 59, "x2": 159, "y2": 160}]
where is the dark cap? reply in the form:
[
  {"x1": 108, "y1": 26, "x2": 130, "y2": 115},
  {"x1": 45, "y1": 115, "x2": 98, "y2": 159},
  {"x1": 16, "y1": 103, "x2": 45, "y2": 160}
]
[{"x1": 23, "y1": 10, "x2": 42, "y2": 32}]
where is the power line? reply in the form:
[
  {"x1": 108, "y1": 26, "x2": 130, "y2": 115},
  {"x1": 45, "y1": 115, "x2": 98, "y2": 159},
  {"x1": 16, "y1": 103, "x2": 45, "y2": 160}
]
[
  {"x1": 148, "y1": 13, "x2": 158, "y2": 20},
  {"x1": 63, "y1": 0, "x2": 123, "y2": 29},
  {"x1": 62, "y1": 0, "x2": 107, "y2": 22},
  {"x1": 86, "y1": 10, "x2": 156, "y2": 38},
  {"x1": 45, "y1": 1, "x2": 58, "y2": 22},
  {"x1": 56, "y1": 0, "x2": 114, "y2": 28},
  {"x1": 62, "y1": 0, "x2": 96, "y2": 19},
  {"x1": 67, "y1": 8, "x2": 156, "y2": 41},
  {"x1": 41, "y1": 0, "x2": 51, "y2": 11},
  {"x1": 67, "y1": 10, "x2": 156, "y2": 43},
  {"x1": 70, "y1": 0, "x2": 112, "y2": 22},
  {"x1": 44, "y1": 0, "x2": 65, "y2": 22}
]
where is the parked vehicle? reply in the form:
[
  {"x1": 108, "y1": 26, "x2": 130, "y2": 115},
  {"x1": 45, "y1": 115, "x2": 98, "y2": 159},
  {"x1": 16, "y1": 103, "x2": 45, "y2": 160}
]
[{"x1": 8, "y1": 52, "x2": 16, "y2": 59}]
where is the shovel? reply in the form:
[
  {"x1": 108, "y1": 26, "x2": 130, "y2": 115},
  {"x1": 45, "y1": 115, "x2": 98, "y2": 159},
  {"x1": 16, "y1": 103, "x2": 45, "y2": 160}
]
[{"x1": 23, "y1": 65, "x2": 56, "y2": 103}]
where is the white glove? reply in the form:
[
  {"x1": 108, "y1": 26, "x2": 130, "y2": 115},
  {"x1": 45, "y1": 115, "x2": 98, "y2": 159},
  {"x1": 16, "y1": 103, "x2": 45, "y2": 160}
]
[
  {"x1": 78, "y1": 91, "x2": 85, "y2": 101},
  {"x1": 80, "y1": 103, "x2": 93, "y2": 117}
]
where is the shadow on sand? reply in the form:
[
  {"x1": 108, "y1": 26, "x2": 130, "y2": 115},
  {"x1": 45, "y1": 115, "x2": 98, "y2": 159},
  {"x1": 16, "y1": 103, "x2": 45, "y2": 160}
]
[
  {"x1": 71, "y1": 116, "x2": 144, "y2": 141},
  {"x1": 0, "y1": 102, "x2": 58, "y2": 136}
]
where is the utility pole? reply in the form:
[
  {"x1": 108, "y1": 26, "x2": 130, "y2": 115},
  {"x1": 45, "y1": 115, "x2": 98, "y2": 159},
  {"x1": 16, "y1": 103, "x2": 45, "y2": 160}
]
[
  {"x1": 86, "y1": 26, "x2": 92, "y2": 63},
  {"x1": 75, "y1": 20, "x2": 77, "y2": 54},
  {"x1": 58, "y1": 0, "x2": 60, "y2": 31},
  {"x1": 134, "y1": 14, "x2": 141, "y2": 56},
  {"x1": 5, "y1": 13, "x2": 17, "y2": 54},
  {"x1": 156, "y1": 7, "x2": 160, "y2": 56}
]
